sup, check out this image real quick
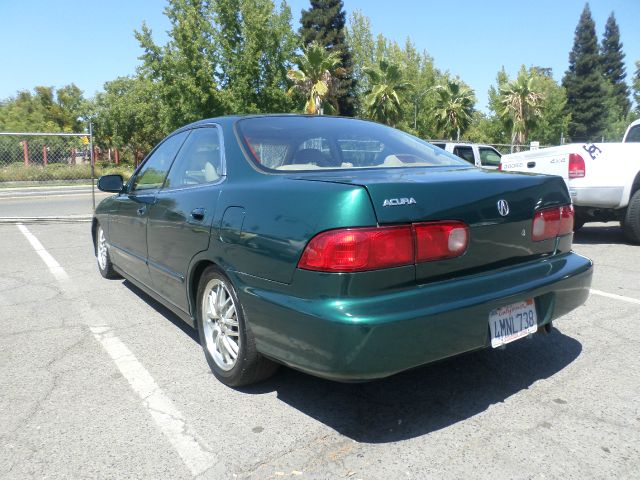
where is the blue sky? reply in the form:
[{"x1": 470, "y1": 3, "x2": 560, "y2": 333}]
[{"x1": 1, "y1": 0, "x2": 638, "y2": 111}]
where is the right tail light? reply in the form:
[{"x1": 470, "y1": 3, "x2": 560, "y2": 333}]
[{"x1": 532, "y1": 205, "x2": 574, "y2": 241}]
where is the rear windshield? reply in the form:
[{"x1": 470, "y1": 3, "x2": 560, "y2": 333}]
[{"x1": 236, "y1": 116, "x2": 467, "y2": 172}]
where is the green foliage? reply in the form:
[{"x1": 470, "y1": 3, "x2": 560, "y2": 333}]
[
  {"x1": 562, "y1": 4, "x2": 608, "y2": 141},
  {"x1": 0, "y1": 84, "x2": 88, "y2": 133},
  {"x1": 433, "y1": 80, "x2": 475, "y2": 140},
  {"x1": 633, "y1": 60, "x2": 640, "y2": 116},
  {"x1": 136, "y1": 1, "x2": 225, "y2": 131},
  {"x1": 346, "y1": 11, "x2": 440, "y2": 136},
  {"x1": 528, "y1": 69, "x2": 570, "y2": 145},
  {"x1": 92, "y1": 76, "x2": 166, "y2": 161},
  {"x1": 601, "y1": 13, "x2": 630, "y2": 117},
  {"x1": 488, "y1": 66, "x2": 569, "y2": 146},
  {"x1": 499, "y1": 66, "x2": 544, "y2": 145},
  {"x1": 363, "y1": 60, "x2": 411, "y2": 127},
  {"x1": 214, "y1": 0, "x2": 298, "y2": 113},
  {"x1": 0, "y1": 162, "x2": 133, "y2": 183},
  {"x1": 300, "y1": 0, "x2": 356, "y2": 116},
  {"x1": 287, "y1": 42, "x2": 342, "y2": 114}
]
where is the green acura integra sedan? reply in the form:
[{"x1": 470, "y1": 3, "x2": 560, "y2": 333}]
[{"x1": 93, "y1": 115, "x2": 593, "y2": 387}]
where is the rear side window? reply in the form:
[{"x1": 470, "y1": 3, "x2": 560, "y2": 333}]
[
  {"x1": 479, "y1": 147, "x2": 501, "y2": 167},
  {"x1": 626, "y1": 126, "x2": 640, "y2": 142},
  {"x1": 453, "y1": 146, "x2": 475, "y2": 164},
  {"x1": 237, "y1": 116, "x2": 467, "y2": 172},
  {"x1": 164, "y1": 127, "x2": 222, "y2": 188}
]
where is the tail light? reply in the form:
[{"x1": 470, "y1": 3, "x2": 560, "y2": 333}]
[
  {"x1": 298, "y1": 226, "x2": 414, "y2": 272},
  {"x1": 414, "y1": 222, "x2": 469, "y2": 262},
  {"x1": 498, "y1": 162, "x2": 503, "y2": 171},
  {"x1": 532, "y1": 205, "x2": 574, "y2": 241},
  {"x1": 298, "y1": 221, "x2": 469, "y2": 272},
  {"x1": 568, "y1": 153, "x2": 585, "y2": 178}
]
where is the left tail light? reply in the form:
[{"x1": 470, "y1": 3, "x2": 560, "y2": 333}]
[
  {"x1": 532, "y1": 205, "x2": 574, "y2": 241},
  {"x1": 298, "y1": 221, "x2": 469, "y2": 272}
]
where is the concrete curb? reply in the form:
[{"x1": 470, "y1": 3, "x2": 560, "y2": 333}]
[{"x1": 0, "y1": 215, "x2": 93, "y2": 224}]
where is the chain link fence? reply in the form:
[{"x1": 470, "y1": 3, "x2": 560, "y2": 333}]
[{"x1": 0, "y1": 132, "x2": 135, "y2": 184}]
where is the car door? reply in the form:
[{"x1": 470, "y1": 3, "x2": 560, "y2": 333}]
[
  {"x1": 146, "y1": 126, "x2": 224, "y2": 312},
  {"x1": 108, "y1": 131, "x2": 189, "y2": 287}
]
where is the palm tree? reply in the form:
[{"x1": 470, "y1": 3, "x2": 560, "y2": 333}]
[
  {"x1": 434, "y1": 80, "x2": 475, "y2": 140},
  {"x1": 363, "y1": 60, "x2": 411, "y2": 127},
  {"x1": 287, "y1": 42, "x2": 342, "y2": 115},
  {"x1": 500, "y1": 71, "x2": 544, "y2": 148}
]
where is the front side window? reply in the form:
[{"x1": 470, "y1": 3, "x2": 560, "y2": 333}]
[
  {"x1": 164, "y1": 127, "x2": 222, "y2": 189},
  {"x1": 237, "y1": 116, "x2": 467, "y2": 172},
  {"x1": 132, "y1": 131, "x2": 189, "y2": 191}
]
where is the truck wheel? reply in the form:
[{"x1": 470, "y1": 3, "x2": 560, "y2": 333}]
[
  {"x1": 622, "y1": 190, "x2": 640, "y2": 244},
  {"x1": 573, "y1": 219, "x2": 585, "y2": 232}
]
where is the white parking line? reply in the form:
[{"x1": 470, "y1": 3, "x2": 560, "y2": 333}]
[
  {"x1": 16, "y1": 224, "x2": 218, "y2": 477},
  {"x1": 591, "y1": 289, "x2": 640, "y2": 305},
  {"x1": 90, "y1": 326, "x2": 218, "y2": 476},
  {"x1": 17, "y1": 223, "x2": 69, "y2": 282}
]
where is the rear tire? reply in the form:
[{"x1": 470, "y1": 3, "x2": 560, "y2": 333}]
[
  {"x1": 622, "y1": 190, "x2": 640, "y2": 244},
  {"x1": 196, "y1": 266, "x2": 278, "y2": 387},
  {"x1": 96, "y1": 224, "x2": 121, "y2": 279},
  {"x1": 573, "y1": 219, "x2": 586, "y2": 232}
]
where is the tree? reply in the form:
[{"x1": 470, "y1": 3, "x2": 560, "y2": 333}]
[
  {"x1": 632, "y1": 60, "x2": 640, "y2": 117},
  {"x1": 287, "y1": 42, "x2": 342, "y2": 114},
  {"x1": 500, "y1": 67, "x2": 544, "y2": 146},
  {"x1": 528, "y1": 68, "x2": 570, "y2": 145},
  {"x1": 213, "y1": 0, "x2": 298, "y2": 113},
  {"x1": 0, "y1": 85, "x2": 87, "y2": 133},
  {"x1": 562, "y1": 4, "x2": 608, "y2": 141},
  {"x1": 136, "y1": 0, "x2": 225, "y2": 131},
  {"x1": 601, "y1": 13, "x2": 630, "y2": 117},
  {"x1": 93, "y1": 76, "x2": 166, "y2": 162},
  {"x1": 362, "y1": 60, "x2": 411, "y2": 127},
  {"x1": 433, "y1": 80, "x2": 475, "y2": 140},
  {"x1": 300, "y1": 0, "x2": 357, "y2": 116}
]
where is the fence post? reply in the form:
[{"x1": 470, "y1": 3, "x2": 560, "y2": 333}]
[
  {"x1": 89, "y1": 122, "x2": 95, "y2": 212},
  {"x1": 43, "y1": 145, "x2": 48, "y2": 166},
  {"x1": 23, "y1": 140, "x2": 29, "y2": 166},
  {"x1": 114, "y1": 148, "x2": 119, "y2": 165}
]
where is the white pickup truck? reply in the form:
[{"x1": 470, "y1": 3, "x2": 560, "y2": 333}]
[{"x1": 499, "y1": 119, "x2": 640, "y2": 243}]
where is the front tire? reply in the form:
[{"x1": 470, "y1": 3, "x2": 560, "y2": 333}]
[
  {"x1": 96, "y1": 224, "x2": 121, "y2": 279},
  {"x1": 622, "y1": 190, "x2": 640, "y2": 244},
  {"x1": 196, "y1": 266, "x2": 278, "y2": 387}
]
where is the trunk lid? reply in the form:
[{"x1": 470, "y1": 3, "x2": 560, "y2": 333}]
[{"x1": 290, "y1": 167, "x2": 571, "y2": 282}]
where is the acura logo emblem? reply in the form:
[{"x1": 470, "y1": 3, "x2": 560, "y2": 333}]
[{"x1": 497, "y1": 199, "x2": 510, "y2": 217}]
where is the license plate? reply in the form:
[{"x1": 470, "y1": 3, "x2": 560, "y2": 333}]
[{"x1": 489, "y1": 299, "x2": 538, "y2": 348}]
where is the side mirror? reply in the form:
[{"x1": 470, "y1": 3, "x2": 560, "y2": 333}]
[{"x1": 97, "y1": 174, "x2": 124, "y2": 193}]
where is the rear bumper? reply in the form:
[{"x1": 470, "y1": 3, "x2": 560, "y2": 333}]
[{"x1": 239, "y1": 252, "x2": 593, "y2": 381}]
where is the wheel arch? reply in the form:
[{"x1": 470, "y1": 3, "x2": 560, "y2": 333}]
[
  {"x1": 91, "y1": 217, "x2": 98, "y2": 255},
  {"x1": 631, "y1": 171, "x2": 640, "y2": 199},
  {"x1": 187, "y1": 258, "x2": 218, "y2": 325}
]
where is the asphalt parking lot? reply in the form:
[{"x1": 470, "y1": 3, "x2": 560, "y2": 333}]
[{"x1": 1, "y1": 216, "x2": 639, "y2": 479}]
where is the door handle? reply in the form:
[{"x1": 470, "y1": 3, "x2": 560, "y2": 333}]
[
  {"x1": 137, "y1": 205, "x2": 147, "y2": 216},
  {"x1": 190, "y1": 208, "x2": 206, "y2": 221},
  {"x1": 527, "y1": 161, "x2": 536, "y2": 168}
]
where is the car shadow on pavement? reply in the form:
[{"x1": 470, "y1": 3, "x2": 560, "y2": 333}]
[
  {"x1": 245, "y1": 329, "x2": 582, "y2": 443},
  {"x1": 573, "y1": 224, "x2": 627, "y2": 245},
  {"x1": 122, "y1": 280, "x2": 200, "y2": 344}
]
